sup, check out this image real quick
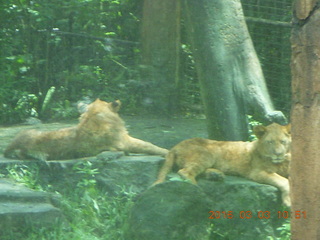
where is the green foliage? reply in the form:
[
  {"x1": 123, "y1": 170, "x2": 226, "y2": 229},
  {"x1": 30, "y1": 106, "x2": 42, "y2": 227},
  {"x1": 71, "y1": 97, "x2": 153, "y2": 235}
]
[
  {"x1": 0, "y1": 0, "x2": 143, "y2": 123},
  {"x1": 276, "y1": 220, "x2": 291, "y2": 240},
  {"x1": 267, "y1": 220, "x2": 291, "y2": 240},
  {"x1": 58, "y1": 161, "x2": 136, "y2": 240},
  {"x1": 6, "y1": 164, "x2": 43, "y2": 191},
  {"x1": 247, "y1": 115, "x2": 262, "y2": 141},
  {"x1": 0, "y1": 92, "x2": 39, "y2": 124},
  {"x1": 0, "y1": 0, "x2": 292, "y2": 123},
  {"x1": 50, "y1": 99, "x2": 79, "y2": 120},
  {"x1": 3, "y1": 162, "x2": 136, "y2": 239}
]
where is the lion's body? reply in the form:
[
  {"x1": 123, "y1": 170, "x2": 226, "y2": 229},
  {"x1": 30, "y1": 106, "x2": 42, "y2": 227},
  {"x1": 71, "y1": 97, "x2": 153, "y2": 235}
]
[
  {"x1": 4, "y1": 99, "x2": 168, "y2": 160},
  {"x1": 153, "y1": 123, "x2": 291, "y2": 206}
]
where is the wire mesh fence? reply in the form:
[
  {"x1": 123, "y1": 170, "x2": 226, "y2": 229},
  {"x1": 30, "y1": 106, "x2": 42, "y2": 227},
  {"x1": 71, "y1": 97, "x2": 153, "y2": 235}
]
[{"x1": 241, "y1": 0, "x2": 292, "y2": 117}]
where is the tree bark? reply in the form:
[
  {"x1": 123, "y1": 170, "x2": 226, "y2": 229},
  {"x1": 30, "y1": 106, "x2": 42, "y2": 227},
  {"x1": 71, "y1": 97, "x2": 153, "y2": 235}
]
[
  {"x1": 291, "y1": 1, "x2": 320, "y2": 239},
  {"x1": 141, "y1": 0, "x2": 181, "y2": 115},
  {"x1": 183, "y1": 0, "x2": 286, "y2": 140}
]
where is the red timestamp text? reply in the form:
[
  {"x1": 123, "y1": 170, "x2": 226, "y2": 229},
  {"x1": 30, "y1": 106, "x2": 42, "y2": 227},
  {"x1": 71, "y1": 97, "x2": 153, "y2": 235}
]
[
  {"x1": 208, "y1": 211, "x2": 234, "y2": 219},
  {"x1": 277, "y1": 210, "x2": 307, "y2": 219},
  {"x1": 208, "y1": 210, "x2": 307, "y2": 219}
]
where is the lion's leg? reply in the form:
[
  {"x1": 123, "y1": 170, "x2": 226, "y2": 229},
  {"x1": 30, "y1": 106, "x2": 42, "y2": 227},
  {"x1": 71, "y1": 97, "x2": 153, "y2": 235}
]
[
  {"x1": 178, "y1": 163, "x2": 207, "y2": 184},
  {"x1": 249, "y1": 171, "x2": 290, "y2": 207},
  {"x1": 177, "y1": 150, "x2": 216, "y2": 184},
  {"x1": 125, "y1": 136, "x2": 168, "y2": 156},
  {"x1": 178, "y1": 169, "x2": 197, "y2": 184},
  {"x1": 277, "y1": 153, "x2": 291, "y2": 178},
  {"x1": 203, "y1": 168, "x2": 225, "y2": 181}
]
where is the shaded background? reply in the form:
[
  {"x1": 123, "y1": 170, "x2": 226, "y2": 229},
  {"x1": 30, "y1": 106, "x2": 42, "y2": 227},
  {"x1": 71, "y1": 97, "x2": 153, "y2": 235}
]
[{"x1": 0, "y1": 0, "x2": 291, "y2": 124}]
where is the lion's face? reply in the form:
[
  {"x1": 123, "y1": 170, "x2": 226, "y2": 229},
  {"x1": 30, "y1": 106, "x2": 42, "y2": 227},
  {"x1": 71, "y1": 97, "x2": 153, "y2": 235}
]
[{"x1": 254, "y1": 123, "x2": 291, "y2": 164}]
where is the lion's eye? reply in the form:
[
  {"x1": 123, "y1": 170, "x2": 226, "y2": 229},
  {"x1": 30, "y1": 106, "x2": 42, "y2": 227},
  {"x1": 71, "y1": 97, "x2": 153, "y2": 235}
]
[{"x1": 280, "y1": 140, "x2": 286, "y2": 144}]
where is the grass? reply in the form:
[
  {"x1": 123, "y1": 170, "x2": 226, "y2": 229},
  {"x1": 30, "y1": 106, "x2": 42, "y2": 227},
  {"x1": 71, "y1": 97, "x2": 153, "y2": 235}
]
[{"x1": 2, "y1": 161, "x2": 136, "y2": 240}]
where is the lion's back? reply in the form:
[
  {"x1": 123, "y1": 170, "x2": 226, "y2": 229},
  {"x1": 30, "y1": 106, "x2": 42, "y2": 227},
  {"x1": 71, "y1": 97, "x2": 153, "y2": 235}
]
[{"x1": 170, "y1": 137, "x2": 253, "y2": 177}]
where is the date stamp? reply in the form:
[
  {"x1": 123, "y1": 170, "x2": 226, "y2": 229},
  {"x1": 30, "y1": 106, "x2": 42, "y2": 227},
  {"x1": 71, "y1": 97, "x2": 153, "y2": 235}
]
[{"x1": 208, "y1": 210, "x2": 307, "y2": 220}]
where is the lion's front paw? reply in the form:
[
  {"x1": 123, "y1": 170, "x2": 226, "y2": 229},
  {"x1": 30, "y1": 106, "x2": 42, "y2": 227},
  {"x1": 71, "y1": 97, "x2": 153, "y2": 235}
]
[{"x1": 282, "y1": 193, "x2": 291, "y2": 207}]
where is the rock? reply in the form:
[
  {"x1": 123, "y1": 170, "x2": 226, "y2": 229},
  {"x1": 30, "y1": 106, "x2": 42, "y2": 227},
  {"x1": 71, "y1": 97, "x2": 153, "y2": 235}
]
[
  {"x1": 125, "y1": 181, "x2": 212, "y2": 240},
  {"x1": 0, "y1": 152, "x2": 164, "y2": 196},
  {"x1": 265, "y1": 111, "x2": 288, "y2": 125},
  {"x1": 24, "y1": 117, "x2": 42, "y2": 125},
  {"x1": 40, "y1": 152, "x2": 162, "y2": 195},
  {"x1": 0, "y1": 179, "x2": 65, "y2": 237},
  {"x1": 199, "y1": 176, "x2": 284, "y2": 239},
  {"x1": 96, "y1": 151, "x2": 124, "y2": 161},
  {"x1": 126, "y1": 177, "x2": 285, "y2": 240},
  {"x1": 96, "y1": 154, "x2": 164, "y2": 195}
]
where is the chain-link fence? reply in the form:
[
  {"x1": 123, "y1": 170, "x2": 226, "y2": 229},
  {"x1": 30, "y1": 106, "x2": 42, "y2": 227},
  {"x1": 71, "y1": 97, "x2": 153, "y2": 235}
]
[{"x1": 241, "y1": 0, "x2": 292, "y2": 117}]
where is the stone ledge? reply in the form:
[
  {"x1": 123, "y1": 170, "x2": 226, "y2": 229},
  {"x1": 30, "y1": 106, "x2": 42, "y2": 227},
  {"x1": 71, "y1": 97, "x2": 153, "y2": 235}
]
[{"x1": 0, "y1": 179, "x2": 64, "y2": 236}]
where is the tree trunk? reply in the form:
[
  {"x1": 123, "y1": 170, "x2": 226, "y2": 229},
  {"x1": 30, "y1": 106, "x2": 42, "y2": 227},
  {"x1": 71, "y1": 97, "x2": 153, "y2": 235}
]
[
  {"x1": 291, "y1": 1, "x2": 320, "y2": 239},
  {"x1": 140, "y1": 0, "x2": 181, "y2": 115},
  {"x1": 183, "y1": 0, "x2": 286, "y2": 140}
]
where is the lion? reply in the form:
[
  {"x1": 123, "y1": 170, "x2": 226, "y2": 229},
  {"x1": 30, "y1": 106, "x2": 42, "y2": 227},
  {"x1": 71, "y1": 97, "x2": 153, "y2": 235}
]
[
  {"x1": 4, "y1": 99, "x2": 168, "y2": 160},
  {"x1": 153, "y1": 123, "x2": 291, "y2": 207}
]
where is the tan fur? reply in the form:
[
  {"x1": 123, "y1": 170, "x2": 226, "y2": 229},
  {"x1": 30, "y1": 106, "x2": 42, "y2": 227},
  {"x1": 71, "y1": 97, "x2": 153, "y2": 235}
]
[
  {"x1": 153, "y1": 123, "x2": 291, "y2": 207},
  {"x1": 4, "y1": 99, "x2": 168, "y2": 160}
]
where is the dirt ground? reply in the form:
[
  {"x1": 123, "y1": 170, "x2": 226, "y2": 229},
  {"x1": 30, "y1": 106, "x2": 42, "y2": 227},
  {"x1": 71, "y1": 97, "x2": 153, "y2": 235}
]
[{"x1": 0, "y1": 115, "x2": 208, "y2": 155}]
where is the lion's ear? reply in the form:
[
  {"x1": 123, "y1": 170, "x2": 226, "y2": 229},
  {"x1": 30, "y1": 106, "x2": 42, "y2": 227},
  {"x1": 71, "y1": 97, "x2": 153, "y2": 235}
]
[
  {"x1": 253, "y1": 125, "x2": 267, "y2": 139},
  {"x1": 112, "y1": 100, "x2": 121, "y2": 112}
]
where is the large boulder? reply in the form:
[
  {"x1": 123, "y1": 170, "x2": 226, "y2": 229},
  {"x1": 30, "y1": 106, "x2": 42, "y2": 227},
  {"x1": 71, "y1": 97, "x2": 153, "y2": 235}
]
[
  {"x1": 125, "y1": 181, "x2": 212, "y2": 240},
  {"x1": 96, "y1": 153, "x2": 164, "y2": 195},
  {"x1": 199, "y1": 176, "x2": 284, "y2": 239},
  {"x1": 125, "y1": 177, "x2": 285, "y2": 240}
]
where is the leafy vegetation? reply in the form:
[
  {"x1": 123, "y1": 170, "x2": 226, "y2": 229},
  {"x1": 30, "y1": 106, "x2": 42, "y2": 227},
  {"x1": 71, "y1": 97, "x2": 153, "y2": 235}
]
[
  {"x1": 4, "y1": 162, "x2": 136, "y2": 240},
  {"x1": 0, "y1": 0, "x2": 143, "y2": 123},
  {"x1": 267, "y1": 220, "x2": 291, "y2": 240},
  {"x1": 6, "y1": 164, "x2": 44, "y2": 191},
  {"x1": 0, "y1": 0, "x2": 292, "y2": 124}
]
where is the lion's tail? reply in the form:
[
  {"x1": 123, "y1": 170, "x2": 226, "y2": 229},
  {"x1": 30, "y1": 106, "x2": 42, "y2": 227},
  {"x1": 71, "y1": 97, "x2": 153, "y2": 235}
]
[{"x1": 152, "y1": 150, "x2": 176, "y2": 186}]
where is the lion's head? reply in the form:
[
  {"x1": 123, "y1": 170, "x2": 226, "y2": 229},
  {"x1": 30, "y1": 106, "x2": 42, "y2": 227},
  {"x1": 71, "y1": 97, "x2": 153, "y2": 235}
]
[
  {"x1": 253, "y1": 123, "x2": 291, "y2": 164},
  {"x1": 86, "y1": 98, "x2": 121, "y2": 113},
  {"x1": 78, "y1": 98, "x2": 124, "y2": 130}
]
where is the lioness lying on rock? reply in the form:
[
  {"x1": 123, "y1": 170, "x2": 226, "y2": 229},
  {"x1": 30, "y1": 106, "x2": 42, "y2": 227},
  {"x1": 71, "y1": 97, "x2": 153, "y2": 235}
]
[
  {"x1": 153, "y1": 123, "x2": 291, "y2": 207},
  {"x1": 4, "y1": 99, "x2": 168, "y2": 160}
]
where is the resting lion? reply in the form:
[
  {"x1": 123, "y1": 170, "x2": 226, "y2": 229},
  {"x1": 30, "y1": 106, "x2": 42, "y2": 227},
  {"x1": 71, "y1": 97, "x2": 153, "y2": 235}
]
[
  {"x1": 4, "y1": 99, "x2": 168, "y2": 160},
  {"x1": 153, "y1": 123, "x2": 291, "y2": 207}
]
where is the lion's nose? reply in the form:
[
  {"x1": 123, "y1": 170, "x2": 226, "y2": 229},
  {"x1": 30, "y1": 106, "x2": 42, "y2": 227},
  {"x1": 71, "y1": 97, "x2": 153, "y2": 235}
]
[{"x1": 274, "y1": 151, "x2": 283, "y2": 157}]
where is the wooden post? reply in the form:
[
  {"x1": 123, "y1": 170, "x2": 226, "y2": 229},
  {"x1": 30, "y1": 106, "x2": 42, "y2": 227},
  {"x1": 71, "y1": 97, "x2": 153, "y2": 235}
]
[{"x1": 291, "y1": 1, "x2": 320, "y2": 239}]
